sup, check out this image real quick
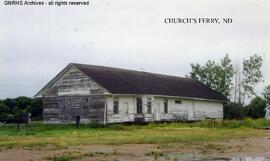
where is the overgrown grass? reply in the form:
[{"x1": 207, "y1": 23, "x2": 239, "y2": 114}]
[{"x1": 0, "y1": 119, "x2": 269, "y2": 150}]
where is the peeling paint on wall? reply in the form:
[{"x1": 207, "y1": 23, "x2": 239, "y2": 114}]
[
  {"x1": 43, "y1": 67, "x2": 107, "y2": 123},
  {"x1": 42, "y1": 66, "x2": 223, "y2": 124},
  {"x1": 106, "y1": 96, "x2": 223, "y2": 123}
]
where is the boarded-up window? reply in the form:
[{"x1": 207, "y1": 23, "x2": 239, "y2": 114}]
[
  {"x1": 147, "y1": 98, "x2": 152, "y2": 114},
  {"x1": 81, "y1": 97, "x2": 89, "y2": 115},
  {"x1": 113, "y1": 97, "x2": 119, "y2": 114},
  {"x1": 57, "y1": 97, "x2": 65, "y2": 114},
  {"x1": 164, "y1": 99, "x2": 168, "y2": 114}
]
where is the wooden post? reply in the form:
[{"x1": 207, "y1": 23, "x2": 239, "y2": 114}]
[
  {"x1": 76, "y1": 116, "x2": 80, "y2": 128},
  {"x1": 17, "y1": 118, "x2": 20, "y2": 132}
]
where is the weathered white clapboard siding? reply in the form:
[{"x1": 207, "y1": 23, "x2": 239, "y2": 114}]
[
  {"x1": 43, "y1": 66, "x2": 108, "y2": 123},
  {"x1": 38, "y1": 63, "x2": 225, "y2": 124},
  {"x1": 43, "y1": 95, "x2": 106, "y2": 123},
  {"x1": 46, "y1": 66, "x2": 108, "y2": 96},
  {"x1": 106, "y1": 96, "x2": 223, "y2": 123},
  {"x1": 193, "y1": 101, "x2": 223, "y2": 120},
  {"x1": 106, "y1": 96, "x2": 135, "y2": 123}
]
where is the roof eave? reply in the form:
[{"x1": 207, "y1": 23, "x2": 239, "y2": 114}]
[{"x1": 111, "y1": 93, "x2": 228, "y2": 103}]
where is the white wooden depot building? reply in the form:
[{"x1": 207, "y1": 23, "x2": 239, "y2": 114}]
[{"x1": 35, "y1": 63, "x2": 227, "y2": 123}]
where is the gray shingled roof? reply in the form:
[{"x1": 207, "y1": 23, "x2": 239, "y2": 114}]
[{"x1": 72, "y1": 63, "x2": 227, "y2": 102}]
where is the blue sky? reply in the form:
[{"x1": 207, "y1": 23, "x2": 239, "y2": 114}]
[{"x1": 0, "y1": 0, "x2": 270, "y2": 98}]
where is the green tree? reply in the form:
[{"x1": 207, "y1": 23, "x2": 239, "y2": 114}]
[
  {"x1": 3, "y1": 98, "x2": 16, "y2": 115},
  {"x1": 190, "y1": 63, "x2": 201, "y2": 80},
  {"x1": 247, "y1": 96, "x2": 267, "y2": 119},
  {"x1": 0, "y1": 102, "x2": 9, "y2": 119},
  {"x1": 219, "y1": 54, "x2": 234, "y2": 99},
  {"x1": 242, "y1": 54, "x2": 264, "y2": 103},
  {"x1": 0, "y1": 97, "x2": 43, "y2": 120},
  {"x1": 14, "y1": 96, "x2": 32, "y2": 110},
  {"x1": 262, "y1": 85, "x2": 270, "y2": 105},
  {"x1": 223, "y1": 102, "x2": 246, "y2": 119},
  {"x1": 28, "y1": 98, "x2": 43, "y2": 119},
  {"x1": 190, "y1": 54, "x2": 234, "y2": 99}
]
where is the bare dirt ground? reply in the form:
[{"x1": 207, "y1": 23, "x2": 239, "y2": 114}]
[{"x1": 1, "y1": 134, "x2": 270, "y2": 161}]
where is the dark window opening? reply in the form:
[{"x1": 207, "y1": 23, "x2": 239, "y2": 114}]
[
  {"x1": 136, "y1": 97, "x2": 142, "y2": 114},
  {"x1": 113, "y1": 97, "x2": 119, "y2": 114},
  {"x1": 175, "y1": 100, "x2": 182, "y2": 104},
  {"x1": 164, "y1": 99, "x2": 168, "y2": 114}
]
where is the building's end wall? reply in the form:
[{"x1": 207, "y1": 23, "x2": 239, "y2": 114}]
[
  {"x1": 42, "y1": 66, "x2": 108, "y2": 124},
  {"x1": 44, "y1": 66, "x2": 108, "y2": 96},
  {"x1": 43, "y1": 95, "x2": 105, "y2": 124}
]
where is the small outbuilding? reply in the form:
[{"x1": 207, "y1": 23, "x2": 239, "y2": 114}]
[{"x1": 35, "y1": 63, "x2": 227, "y2": 124}]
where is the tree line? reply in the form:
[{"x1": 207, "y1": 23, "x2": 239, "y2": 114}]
[
  {"x1": 0, "y1": 54, "x2": 269, "y2": 121},
  {"x1": 190, "y1": 54, "x2": 270, "y2": 119},
  {"x1": 0, "y1": 97, "x2": 42, "y2": 121}
]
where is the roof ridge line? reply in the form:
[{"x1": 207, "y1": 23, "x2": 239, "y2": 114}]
[{"x1": 71, "y1": 63, "x2": 192, "y2": 80}]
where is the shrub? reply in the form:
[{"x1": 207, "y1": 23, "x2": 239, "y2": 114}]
[
  {"x1": 223, "y1": 103, "x2": 247, "y2": 119},
  {"x1": 246, "y1": 96, "x2": 267, "y2": 119}
]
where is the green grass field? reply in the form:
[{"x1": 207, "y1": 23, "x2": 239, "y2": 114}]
[{"x1": 0, "y1": 118, "x2": 269, "y2": 150}]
